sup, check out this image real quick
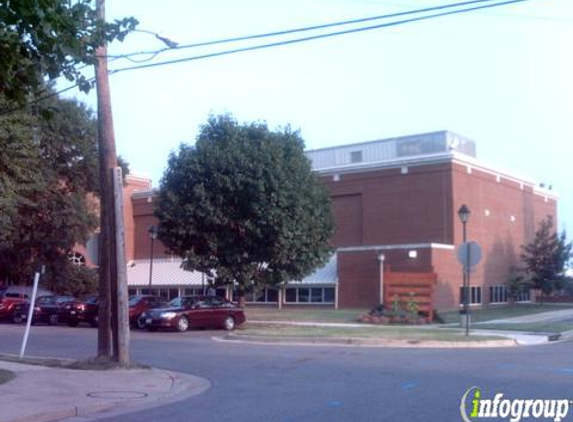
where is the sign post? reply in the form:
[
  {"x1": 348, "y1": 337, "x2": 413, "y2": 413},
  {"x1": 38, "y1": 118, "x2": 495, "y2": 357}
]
[{"x1": 457, "y1": 241, "x2": 482, "y2": 335}]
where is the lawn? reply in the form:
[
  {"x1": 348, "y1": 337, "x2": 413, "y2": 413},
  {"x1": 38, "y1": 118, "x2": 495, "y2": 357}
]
[
  {"x1": 0, "y1": 369, "x2": 15, "y2": 385},
  {"x1": 245, "y1": 307, "x2": 369, "y2": 323},
  {"x1": 436, "y1": 303, "x2": 573, "y2": 324},
  {"x1": 237, "y1": 323, "x2": 504, "y2": 342}
]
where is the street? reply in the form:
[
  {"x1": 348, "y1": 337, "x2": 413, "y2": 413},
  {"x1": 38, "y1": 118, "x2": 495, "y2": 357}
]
[{"x1": 0, "y1": 323, "x2": 572, "y2": 422}]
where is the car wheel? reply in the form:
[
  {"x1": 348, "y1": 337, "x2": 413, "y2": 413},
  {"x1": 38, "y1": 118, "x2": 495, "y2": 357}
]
[
  {"x1": 223, "y1": 316, "x2": 236, "y2": 331},
  {"x1": 67, "y1": 320, "x2": 79, "y2": 327},
  {"x1": 136, "y1": 316, "x2": 147, "y2": 330},
  {"x1": 48, "y1": 314, "x2": 59, "y2": 326},
  {"x1": 176, "y1": 316, "x2": 189, "y2": 332},
  {"x1": 12, "y1": 315, "x2": 22, "y2": 324}
]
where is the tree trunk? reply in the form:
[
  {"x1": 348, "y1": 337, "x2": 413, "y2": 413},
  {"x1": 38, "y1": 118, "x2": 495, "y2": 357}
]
[{"x1": 238, "y1": 283, "x2": 246, "y2": 308}]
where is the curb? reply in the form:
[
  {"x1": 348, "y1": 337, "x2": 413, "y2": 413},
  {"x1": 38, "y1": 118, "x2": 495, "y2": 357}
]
[
  {"x1": 217, "y1": 333, "x2": 518, "y2": 348},
  {"x1": 0, "y1": 368, "x2": 211, "y2": 422}
]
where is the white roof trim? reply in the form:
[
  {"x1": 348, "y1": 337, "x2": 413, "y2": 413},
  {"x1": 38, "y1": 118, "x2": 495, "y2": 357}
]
[
  {"x1": 311, "y1": 150, "x2": 557, "y2": 201},
  {"x1": 337, "y1": 243, "x2": 455, "y2": 252}
]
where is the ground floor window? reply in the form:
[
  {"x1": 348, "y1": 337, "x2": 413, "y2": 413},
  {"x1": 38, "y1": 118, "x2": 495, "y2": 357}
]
[
  {"x1": 460, "y1": 286, "x2": 482, "y2": 305},
  {"x1": 252, "y1": 288, "x2": 279, "y2": 303},
  {"x1": 489, "y1": 285, "x2": 508, "y2": 304},
  {"x1": 285, "y1": 286, "x2": 335, "y2": 304},
  {"x1": 138, "y1": 288, "x2": 180, "y2": 301},
  {"x1": 231, "y1": 287, "x2": 278, "y2": 303},
  {"x1": 516, "y1": 288, "x2": 531, "y2": 302}
]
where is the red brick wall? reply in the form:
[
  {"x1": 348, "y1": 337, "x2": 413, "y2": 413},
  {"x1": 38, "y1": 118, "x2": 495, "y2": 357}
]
[
  {"x1": 337, "y1": 250, "x2": 381, "y2": 308},
  {"x1": 131, "y1": 195, "x2": 171, "y2": 260},
  {"x1": 450, "y1": 162, "x2": 557, "y2": 309},
  {"x1": 431, "y1": 248, "x2": 462, "y2": 310},
  {"x1": 123, "y1": 176, "x2": 152, "y2": 262},
  {"x1": 323, "y1": 163, "x2": 453, "y2": 247},
  {"x1": 321, "y1": 159, "x2": 557, "y2": 311}
]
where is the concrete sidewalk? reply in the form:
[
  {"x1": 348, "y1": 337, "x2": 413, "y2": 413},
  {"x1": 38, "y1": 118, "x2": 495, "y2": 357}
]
[
  {"x1": 473, "y1": 307, "x2": 573, "y2": 324},
  {"x1": 0, "y1": 359, "x2": 210, "y2": 422}
]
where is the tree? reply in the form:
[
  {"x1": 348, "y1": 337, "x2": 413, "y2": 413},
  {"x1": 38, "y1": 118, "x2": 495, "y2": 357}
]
[
  {"x1": 0, "y1": 0, "x2": 137, "y2": 103},
  {"x1": 0, "y1": 91, "x2": 99, "y2": 290},
  {"x1": 520, "y1": 216, "x2": 573, "y2": 295},
  {"x1": 504, "y1": 267, "x2": 533, "y2": 305},
  {"x1": 155, "y1": 115, "x2": 334, "y2": 306}
]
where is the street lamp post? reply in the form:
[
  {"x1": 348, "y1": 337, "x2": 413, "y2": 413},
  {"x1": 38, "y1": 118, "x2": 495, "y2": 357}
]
[
  {"x1": 457, "y1": 204, "x2": 471, "y2": 336},
  {"x1": 148, "y1": 226, "x2": 158, "y2": 289}
]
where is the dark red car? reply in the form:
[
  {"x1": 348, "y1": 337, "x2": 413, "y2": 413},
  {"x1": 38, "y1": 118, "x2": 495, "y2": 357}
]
[
  {"x1": 139, "y1": 296, "x2": 246, "y2": 332},
  {"x1": 58, "y1": 296, "x2": 99, "y2": 327},
  {"x1": 12, "y1": 295, "x2": 75, "y2": 325},
  {"x1": 128, "y1": 295, "x2": 164, "y2": 329},
  {"x1": 0, "y1": 286, "x2": 53, "y2": 320}
]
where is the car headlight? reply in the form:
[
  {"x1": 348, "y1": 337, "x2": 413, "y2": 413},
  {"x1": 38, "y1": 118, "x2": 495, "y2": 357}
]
[{"x1": 161, "y1": 312, "x2": 177, "y2": 319}]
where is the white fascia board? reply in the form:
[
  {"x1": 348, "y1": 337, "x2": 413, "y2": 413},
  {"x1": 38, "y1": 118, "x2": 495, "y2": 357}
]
[
  {"x1": 451, "y1": 153, "x2": 559, "y2": 200},
  {"x1": 337, "y1": 243, "x2": 455, "y2": 252},
  {"x1": 312, "y1": 152, "x2": 455, "y2": 175}
]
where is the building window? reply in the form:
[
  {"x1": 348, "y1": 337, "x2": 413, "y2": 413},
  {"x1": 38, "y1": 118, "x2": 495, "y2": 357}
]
[
  {"x1": 516, "y1": 289, "x2": 531, "y2": 302},
  {"x1": 67, "y1": 251, "x2": 86, "y2": 266},
  {"x1": 284, "y1": 287, "x2": 335, "y2": 304},
  {"x1": 252, "y1": 288, "x2": 278, "y2": 303},
  {"x1": 489, "y1": 285, "x2": 508, "y2": 304},
  {"x1": 460, "y1": 286, "x2": 482, "y2": 305},
  {"x1": 184, "y1": 287, "x2": 204, "y2": 297},
  {"x1": 350, "y1": 151, "x2": 363, "y2": 163}
]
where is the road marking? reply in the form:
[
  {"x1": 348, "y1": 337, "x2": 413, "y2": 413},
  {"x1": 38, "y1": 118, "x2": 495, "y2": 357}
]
[{"x1": 401, "y1": 382, "x2": 417, "y2": 390}]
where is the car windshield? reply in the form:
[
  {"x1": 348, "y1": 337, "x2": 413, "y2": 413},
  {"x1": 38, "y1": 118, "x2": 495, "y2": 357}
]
[
  {"x1": 168, "y1": 297, "x2": 196, "y2": 308},
  {"x1": 84, "y1": 296, "x2": 98, "y2": 305},
  {"x1": 128, "y1": 296, "x2": 143, "y2": 306}
]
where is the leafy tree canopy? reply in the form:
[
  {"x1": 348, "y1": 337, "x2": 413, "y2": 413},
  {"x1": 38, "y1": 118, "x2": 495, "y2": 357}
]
[
  {"x1": 0, "y1": 90, "x2": 100, "y2": 288},
  {"x1": 520, "y1": 216, "x2": 573, "y2": 295},
  {"x1": 0, "y1": 0, "x2": 137, "y2": 103},
  {"x1": 155, "y1": 115, "x2": 334, "y2": 304}
]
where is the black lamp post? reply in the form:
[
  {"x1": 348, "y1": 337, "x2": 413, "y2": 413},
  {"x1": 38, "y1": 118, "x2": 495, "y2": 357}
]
[
  {"x1": 148, "y1": 226, "x2": 158, "y2": 289},
  {"x1": 457, "y1": 204, "x2": 471, "y2": 336}
]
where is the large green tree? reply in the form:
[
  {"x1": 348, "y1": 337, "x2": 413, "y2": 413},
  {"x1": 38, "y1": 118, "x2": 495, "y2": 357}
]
[
  {"x1": 155, "y1": 115, "x2": 334, "y2": 305},
  {"x1": 521, "y1": 216, "x2": 572, "y2": 295},
  {"x1": 0, "y1": 0, "x2": 137, "y2": 103},
  {"x1": 0, "y1": 91, "x2": 100, "y2": 292}
]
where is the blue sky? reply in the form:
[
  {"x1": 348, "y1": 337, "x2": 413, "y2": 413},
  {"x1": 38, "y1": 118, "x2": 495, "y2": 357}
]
[{"x1": 66, "y1": 0, "x2": 572, "y2": 232}]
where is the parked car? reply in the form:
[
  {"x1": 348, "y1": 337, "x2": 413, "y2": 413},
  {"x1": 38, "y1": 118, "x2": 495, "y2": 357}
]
[
  {"x1": 128, "y1": 295, "x2": 165, "y2": 329},
  {"x1": 57, "y1": 295, "x2": 99, "y2": 327},
  {"x1": 139, "y1": 296, "x2": 246, "y2": 332},
  {"x1": 12, "y1": 295, "x2": 75, "y2": 325},
  {"x1": 0, "y1": 286, "x2": 53, "y2": 320}
]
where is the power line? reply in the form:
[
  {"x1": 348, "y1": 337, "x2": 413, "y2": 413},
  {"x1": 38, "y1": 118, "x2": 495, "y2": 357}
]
[
  {"x1": 110, "y1": 0, "x2": 531, "y2": 75},
  {"x1": 1, "y1": 0, "x2": 533, "y2": 116},
  {"x1": 106, "y1": 0, "x2": 509, "y2": 61}
]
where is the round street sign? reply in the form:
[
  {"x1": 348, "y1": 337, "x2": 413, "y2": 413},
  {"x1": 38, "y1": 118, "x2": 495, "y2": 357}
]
[{"x1": 457, "y1": 241, "x2": 482, "y2": 269}]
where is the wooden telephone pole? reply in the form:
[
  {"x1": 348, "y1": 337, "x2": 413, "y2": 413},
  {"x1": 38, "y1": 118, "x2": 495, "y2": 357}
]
[{"x1": 94, "y1": 0, "x2": 130, "y2": 364}]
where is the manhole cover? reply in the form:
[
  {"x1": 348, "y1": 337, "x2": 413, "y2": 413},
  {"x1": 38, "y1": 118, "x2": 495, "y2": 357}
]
[{"x1": 87, "y1": 391, "x2": 148, "y2": 399}]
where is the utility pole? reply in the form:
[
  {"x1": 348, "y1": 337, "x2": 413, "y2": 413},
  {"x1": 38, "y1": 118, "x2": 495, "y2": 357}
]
[{"x1": 95, "y1": 0, "x2": 116, "y2": 359}]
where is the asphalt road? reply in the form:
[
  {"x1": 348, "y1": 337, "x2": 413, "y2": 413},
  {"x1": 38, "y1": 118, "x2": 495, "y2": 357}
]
[{"x1": 0, "y1": 322, "x2": 572, "y2": 422}]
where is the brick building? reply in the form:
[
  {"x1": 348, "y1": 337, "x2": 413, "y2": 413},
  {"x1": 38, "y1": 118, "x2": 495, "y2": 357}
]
[
  {"x1": 306, "y1": 131, "x2": 557, "y2": 310},
  {"x1": 112, "y1": 131, "x2": 556, "y2": 311}
]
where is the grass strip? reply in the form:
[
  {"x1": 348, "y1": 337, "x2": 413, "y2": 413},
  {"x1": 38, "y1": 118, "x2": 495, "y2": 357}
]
[{"x1": 238, "y1": 324, "x2": 504, "y2": 342}]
